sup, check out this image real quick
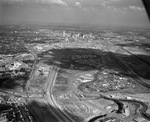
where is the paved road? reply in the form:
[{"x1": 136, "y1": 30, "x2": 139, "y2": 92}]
[
  {"x1": 45, "y1": 66, "x2": 75, "y2": 122},
  {"x1": 120, "y1": 47, "x2": 150, "y2": 88},
  {"x1": 106, "y1": 41, "x2": 150, "y2": 88}
]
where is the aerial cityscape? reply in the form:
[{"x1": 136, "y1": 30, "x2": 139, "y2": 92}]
[
  {"x1": 1, "y1": 0, "x2": 150, "y2": 122},
  {"x1": 0, "y1": 24, "x2": 150, "y2": 122}
]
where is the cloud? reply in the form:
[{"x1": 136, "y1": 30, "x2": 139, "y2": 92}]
[
  {"x1": 51, "y1": 0, "x2": 67, "y2": 6},
  {"x1": 75, "y1": 2, "x2": 81, "y2": 7},
  {"x1": 129, "y1": 6, "x2": 144, "y2": 11},
  {"x1": 100, "y1": 0, "x2": 121, "y2": 6},
  {"x1": 107, "y1": 6, "x2": 123, "y2": 13},
  {"x1": 2, "y1": 0, "x2": 68, "y2": 6},
  {"x1": 1, "y1": 0, "x2": 23, "y2": 3},
  {"x1": 40, "y1": 0, "x2": 67, "y2": 6},
  {"x1": 110, "y1": 0, "x2": 120, "y2": 2},
  {"x1": 13, "y1": 0, "x2": 22, "y2": 1}
]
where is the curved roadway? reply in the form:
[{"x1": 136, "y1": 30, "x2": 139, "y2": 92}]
[{"x1": 45, "y1": 66, "x2": 76, "y2": 122}]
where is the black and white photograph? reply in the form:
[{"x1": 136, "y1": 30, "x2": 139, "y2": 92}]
[{"x1": 0, "y1": 0, "x2": 150, "y2": 122}]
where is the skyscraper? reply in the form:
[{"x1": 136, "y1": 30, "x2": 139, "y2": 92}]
[{"x1": 63, "y1": 31, "x2": 66, "y2": 37}]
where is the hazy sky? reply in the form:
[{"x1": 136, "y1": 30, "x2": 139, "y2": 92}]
[{"x1": 0, "y1": 0, "x2": 150, "y2": 27}]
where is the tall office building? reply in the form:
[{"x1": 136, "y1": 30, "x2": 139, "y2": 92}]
[{"x1": 63, "y1": 30, "x2": 66, "y2": 37}]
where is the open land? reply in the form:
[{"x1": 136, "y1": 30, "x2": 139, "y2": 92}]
[{"x1": 0, "y1": 25, "x2": 150, "y2": 122}]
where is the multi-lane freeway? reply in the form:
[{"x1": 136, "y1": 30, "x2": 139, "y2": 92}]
[{"x1": 45, "y1": 65, "x2": 75, "y2": 122}]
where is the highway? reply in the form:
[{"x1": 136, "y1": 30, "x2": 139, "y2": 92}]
[
  {"x1": 25, "y1": 45, "x2": 38, "y2": 94},
  {"x1": 120, "y1": 47, "x2": 150, "y2": 88},
  {"x1": 109, "y1": 52, "x2": 150, "y2": 89},
  {"x1": 45, "y1": 46, "x2": 150, "y2": 122},
  {"x1": 45, "y1": 65, "x2": 76, "y2": 122},
  {"x1": 106, "y1": 41, "x2": 150, "y2": 88}
]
